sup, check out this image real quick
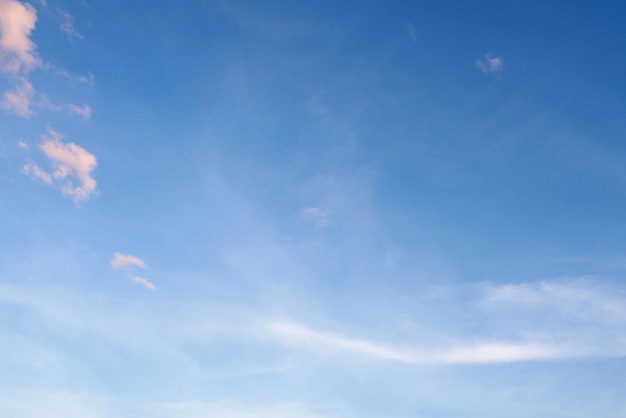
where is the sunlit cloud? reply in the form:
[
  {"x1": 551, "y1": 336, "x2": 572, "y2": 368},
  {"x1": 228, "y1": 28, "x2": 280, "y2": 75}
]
[
  {"x1": 0, "y1": 76, "x2": 33, "y2": 116},
  {"x1": 111, "y1": 253, "x2": 154, "y2": 290},
  {"x1": 66, "y1": 103, "x2": 91, "y2": 119},
  {"x1": 475, "y1": 53, "x2": 503, "y2": 74},
  {"x1": 110, "y1": 252, "x2": 147, "y2": 269},
  {"x1": 36, "y1": 94, "x2": 92, "y2": 119},
  {"x1": 128, "y1": 274, "x2": 155, "y2": 290},
  {"x1": 23, "y1": 127, "x2": 98, "y2": 203},
  {"x1": 0, "y1": 0, "x2": 40, "y2": 74},
  {"x1": 22, "y1": 162, "x2": 51, "y2": 183}
]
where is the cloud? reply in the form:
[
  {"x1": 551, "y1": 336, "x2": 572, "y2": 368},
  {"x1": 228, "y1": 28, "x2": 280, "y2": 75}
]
[
  {"x1": 483, "y1": 278, "x2": 626, "y2": 321},
  {"x1": 23, "y1": 128, "x2": 98, "y2": 203},
  {"x1": 129, "y1": 274, "x2": 155, "y2": 290},
  {"x1": 301, "y1": 207, "x2": 332, "y2": 229},
  {"x1": 75, "y1": 72, "x2": 94, "y2": 85},
  {"x1": 110, "y1": 253, "x2": 147, "y2": 269},
  {"x1": 40, "y1": 128, "x2": 97, "y2": 202},
  {"x1": 35, "y1": 94, "x2": 93, "y2": 119},
  {"x1": 264, "y1": 320, "x2": 421, "y2": 363},
  {"x1": 262, "y1": 320, "x2": 580, "y2": 365},
  {"x1": 0, "y1": 76, "x2": 33, "y2": 116},
  {"x1": 475, "y1": 54, "x2": 503, "y2": 74},
  {"x1": 437, "y1": 343, "x2": 570, "y2": 364},
  {"x1": 0, "y1": 0, "x2": 39, "y2": 74},
  {"x1": 57, "y1": 8, "x2": 83, "y2": 41},
  {"x1": 0, "y1": 2, "x2": 91, "y2": 119},
  {"x1": 66, "y1": 103, "x2": 91, "y2": 119},
  {"x1": 17, "y1": 138, "x2": 27, "y2": 148},
  {"x1": 111, "y1": 253, "x2": 154, "y2": 290},
  {"x1": 57, "y1": 69, "x2": 94, "y2": 85},
  {"x1": 22, "y1": 162, "x2": 51, "y2": 183}
]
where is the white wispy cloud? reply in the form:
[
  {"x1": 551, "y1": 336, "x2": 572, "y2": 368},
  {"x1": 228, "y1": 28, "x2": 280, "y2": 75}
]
[
  {"x1": 261, "y1": 320, "x2": 580, "y2": 365},
  {"x1": 475, "y1": 53, "x2": 503, "y2": 74},
  {"x1": 0, "y1": 0, "x2": 39, "y2": 74},
  {"x1": 23, "y1": 127, "x2": 98, "y2": 203},
  {"x1": 0, "y1": 76, "x2": 33, "y2": 116},
  {"x1": 17, "y1": 138, "x2": 27, "y2": 148},
  {"x1": 264, "y1": 320, "x2": 421, "y2": 363},
  {"x1": 437, "y1": 343, "x2": 573, "y2": 364},
  {"x1": 110, "y1": 253, "x2": 147, "y2": 269},
  {"x1": 483, "y1": 278, "x2": 626, "y2": 322}
]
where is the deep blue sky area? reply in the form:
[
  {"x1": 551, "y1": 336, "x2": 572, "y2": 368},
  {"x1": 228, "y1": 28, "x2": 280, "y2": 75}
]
[{"x1": 2, "y1": 1, "x2": 626, "y2": 417}]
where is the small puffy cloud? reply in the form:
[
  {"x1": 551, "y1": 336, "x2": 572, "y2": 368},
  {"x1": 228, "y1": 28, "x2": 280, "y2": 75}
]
[
  {"x1": 40, "y1": 129, "x2": 97, "y2": 202},
  {"x1": 0, "y1": 0, "x2": 39, "y2": 74},
  {"x1": 110, "y1": 253, "x2": 146, "y2": 269},
  {"x1": 23, "y1": 128, "x2": 98, "y2": 203},
  {"x1": 475, "y1": 54, "x2": 503, "y2": 74},
  {"x1": 111, "y1": 253, "x2": 155, "y2": 290},
  {"x1": 128, "y1": 274, "x2": 155, "y2": 290},
  {"x1": 22, "y1": 162, "x2": 51, "y2": 183},
  {"x1": 1, "y1": 76, "x2": 33, "y2": 116},
  {"x1": 17, "y1": 138, "x2": 27, "y2": 148}
]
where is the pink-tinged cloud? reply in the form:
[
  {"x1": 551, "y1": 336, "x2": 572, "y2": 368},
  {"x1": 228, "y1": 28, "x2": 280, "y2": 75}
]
[
  {"x1": 128, "y1": 274, "x2": 155, "y2": 290},
  {"x1": 67, "y1": 103, "x2": 91, "y2": 119},
  {"x1": 0, "y1": 0, "x2": 39, "y2": 74},
  {"x1": 38, "y1": 128, "x2": 97, "y2": 203},
  {"x1": 35, "y1": 94, "x2": 93, "y2": 119},
  {"x1": 475, "y1": 54, "x2": 503, "y2": 74},
  {"x1": 22, "y1": 162, "x2": 51, "y2": 184},
  {"x1": 110, "y1": 252, "x2": 147, "y2": 269},
  {"x1": 1, "y1": 76, "x2": 33, "y2": 116}
]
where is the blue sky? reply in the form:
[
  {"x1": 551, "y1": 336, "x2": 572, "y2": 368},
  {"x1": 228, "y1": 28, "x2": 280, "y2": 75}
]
[{"x1": 1, "y1": 0, "x2": 626, "y2": 416}]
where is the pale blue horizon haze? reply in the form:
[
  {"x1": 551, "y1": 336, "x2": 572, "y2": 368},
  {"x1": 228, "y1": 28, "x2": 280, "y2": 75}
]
[{"x1": 1, "y1": 0, "x2": 626, "y2": 417}]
